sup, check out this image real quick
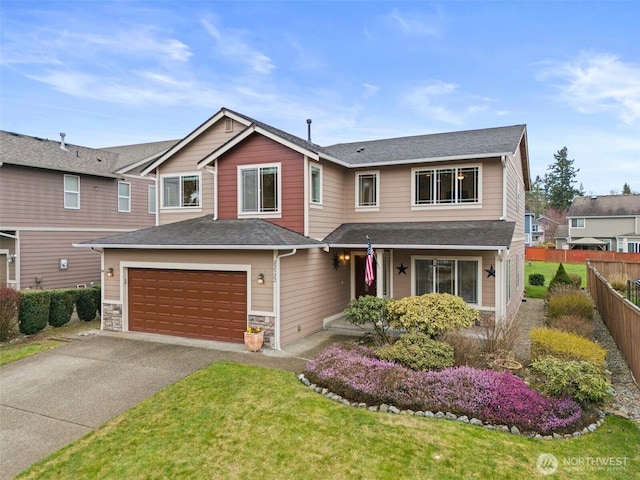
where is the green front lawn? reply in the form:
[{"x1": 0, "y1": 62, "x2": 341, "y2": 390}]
[
  {"x1": 525, "y1": 261, "x2": 588, "y2": 299},
  {"x1": 0, "y1": 340, "x2": 62, "y2": 366},
  {"x1": 17, "y1": 362, "x2": 639, "y2": 480}
]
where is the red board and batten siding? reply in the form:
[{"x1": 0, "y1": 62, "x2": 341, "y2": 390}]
[{"x1": 216, "y1": 134, "x2": 305, "y2": 235}]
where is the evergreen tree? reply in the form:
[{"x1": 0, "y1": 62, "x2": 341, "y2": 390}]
[
  {"x1": 622, "y1": 183, "x2": 632, "y2": 195},
  {"x1": 525, "y1": 175, "x2": 547, "y2": 215},
  {"x1": 544, "y1": 147, "x2": 582, "y2": 211}
]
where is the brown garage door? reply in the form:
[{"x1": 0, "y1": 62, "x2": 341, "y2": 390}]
[{"x1": 128, "y1": 268, "x2": 247, "y2": 342}]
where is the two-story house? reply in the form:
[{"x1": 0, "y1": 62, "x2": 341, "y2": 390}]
[
  {"x1": 566, "y1": 194, "x2": 640, "y2": 252},
  {"x1": 0, "y1": 131, "x2": 175, "y2": 289},
  {"x1": 77, "y1": 108, "x2": 530, "y2": 349},
  {"x1": 524, "y1": 212, "x2": 545, "y2": 246}
]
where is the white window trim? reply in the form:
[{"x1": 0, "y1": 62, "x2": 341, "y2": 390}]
[
  {"x1": 64, "y1": 174, "x2": 80, "y2": 210},
  {"x1": 160, "y1": 172, "x2": 201, "y2": 210},
  {"x1": 355, "y1": 170, "x2": 380, "y2": 211},
  {"x1": 410, "y1": 255, "x2": 482, "y2": 306},
  {"x1": 310, "y1": 164, "x2": 323, "y2": 206},
  {"x1": 570, "y1": 217, "x2": 585, "y2": 228},
  {"x1": 118, "y1": 181, "x2": 131, "y2": 213},
  {"x1": 148, "y1": 184, "x2": 157, "y2": 215},
  {"x1": 237, "y1": 163, "x2": 282, "y2": 218},
  {"x1": 410, "y1": 164, "x2": 482, "y2": 209}
]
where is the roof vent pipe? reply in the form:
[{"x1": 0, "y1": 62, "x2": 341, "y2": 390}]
[
  {"x1": 306, "y1": 119, "x2": 312, "y2": 144},
  {"x1": 60, "y1": 133, "x2": 66, "y2": 150}
]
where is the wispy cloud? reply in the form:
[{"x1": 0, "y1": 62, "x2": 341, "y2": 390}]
[
  {"x1": 402, "y1": 81, "x2": 489, "y2": 124},
  {"x1": 539, "y1": 52, "x2": 640, "y2": 124},
  {"x1": 386, "y1": 8, "x2": 441, "y2": 37}
]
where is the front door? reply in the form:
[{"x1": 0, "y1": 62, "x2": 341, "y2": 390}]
[{"x1": 355, "y1": 255, "x2": 377, "y2": 298}]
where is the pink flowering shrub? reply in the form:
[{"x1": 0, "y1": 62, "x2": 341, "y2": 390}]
[{"x1": 304, "y1": 344, "x2": 582, "y2": 434}]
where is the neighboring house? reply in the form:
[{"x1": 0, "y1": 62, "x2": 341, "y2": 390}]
[
  {"x1": 566, "y1": 195, "x2": 640, "y2": 252},
  {"x1": 77, "y1": 108, "x2": 531, "y2": 349},
  {"x1": 524, "y1": 212, "x2": 545, "y2": 246},
  {"x1": 0, "y1": 131, "x2": 176, "y2": 289},
  {"x1": 554, "y1": 224, "x2": 569, "y2": 249}
]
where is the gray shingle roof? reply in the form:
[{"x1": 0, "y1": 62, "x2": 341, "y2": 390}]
[
  {"x1": 568, "y1": 195, "x2": 640, "y2": 217},
  {"x1": 76, "y1": 215, "x2": 324, "y2": 249},
  {"x1": 0, "y1": 130, "x2": 176, "y2": 178},
  {"x1": 323, "y1": 221, "x2": 516, "y2": 249}
]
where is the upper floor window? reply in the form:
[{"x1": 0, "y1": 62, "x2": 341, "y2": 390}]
[
  {"x1": 413, "y1": 257, "x2": 479, "y2": 304},
  {"x1": 161, "y1": 174, "x2": 200, "y2": 208},
  {"x1": 148, "y1": 185, "x2": 157, "y2": 214},
  {"x1": 571, "y1": 218, "x2": 585, "y2": 228},
  {"x1": 356, "y1": 171, "x2": 379, "y2": 208},
  {"x1": 413, "y1": 166, "x2": 479, "y2": 205},
  {"x1": 118, "y1": 181, "x2": 131, "y2": 212},
  {"x1": 310, "y1": 164, "x2": 322, "y2": 204},
  {"x1": 64, "y1": 174, "x2": 80, "y2": 209},
  {"x1": 239, "y1": 164, "x2": 280, "y2": 214}
]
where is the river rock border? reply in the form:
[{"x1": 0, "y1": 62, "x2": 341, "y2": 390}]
[{"x1": 297, "y1": 373, "x2": 606, "y2": 440}]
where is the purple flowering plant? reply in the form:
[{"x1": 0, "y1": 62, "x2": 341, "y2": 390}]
[{"x1": 304, "y1": 344, "x2": 582, "y2": 434}]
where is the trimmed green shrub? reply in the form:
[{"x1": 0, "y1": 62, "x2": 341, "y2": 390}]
[
  {"x1": 528, "y1": 273, "x2": 545, "y2": 286},
  {"x1": 376, "y1": 333, "x2": 454, "y2": 371},
  {"x1": 530, "y1": 355, "x2": 612, "y2": 404},
  {"x1": 19, "y1": 290, "x2": 51, "y2": 335},
  {"x1": 0, "y1": 285, "x2": 21, "y2": 341},
  {"x1": 387, "y1": 293, "x2": 479, "y2": 338},
  {"x1": 546, "y1": 314, "x2": 594, "y2": 338},
  {"x1": 76, "y1": 288, "x2": 97, "y2": 321},
  {"x1": 548, "y1": 263, "x2": 573, "y2": 290},
  {"x1": 344, "y1": 295, "x2": 392, "y2": 345},
  {"x1": 92, "y1": 284, "x2": 102, "y2": 316},
  {"x1": 546, "y1": 289, "x2": 594, "y2": 320},
  {"x1": 530, "y1": 327, "x2": 606, "y2": 368},
  {"x1": 48, "y1": 289, "x2": 77, "y2": 327}
]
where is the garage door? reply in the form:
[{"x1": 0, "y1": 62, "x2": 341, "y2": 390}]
[{"x1": 128, "y1": 268, "x2": 247, "y2": 342}]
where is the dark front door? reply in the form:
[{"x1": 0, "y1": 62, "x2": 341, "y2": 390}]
[{"x1": 355, "y1": 255, "x2": 377, "y2": 298}]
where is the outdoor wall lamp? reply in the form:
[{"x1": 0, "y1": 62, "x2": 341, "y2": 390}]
[
  {"x1": 8, "y1": 253, "x2": 16, "y2": 263},
  {"x1": 343, "y1": 251, "x2": 350, "y2": 262},
  {"x1": 257, "y1": 273, "x2": 265, "y2": 285},
  {"x1": 107, "y1": 267, "x2": 114, "y2": 277}
]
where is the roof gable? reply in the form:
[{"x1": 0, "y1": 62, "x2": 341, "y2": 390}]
[{"x1": 568, "y1": 195, "x2": 640, "y2": 217}]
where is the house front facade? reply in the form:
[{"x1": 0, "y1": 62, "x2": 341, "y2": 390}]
[
  {"x1": 78, "y1": 108, "x2": 530, "y2": 349},
  {"x1": 0, "y1": 131, "x2": 175, "y2": 289},
  {"x1": 566, "y1": 195, "x2": 640, "y2": 252}
]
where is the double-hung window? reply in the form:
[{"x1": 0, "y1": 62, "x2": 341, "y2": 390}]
[
  {"x1": 414, "y1": 257, "x2": 479, "y2": 304},
  {"x1": 239, "y1": 164, "x2": 280, "y2": 214},
  {"x1": 161, "y1": 174, "x2": 200, "y2": 208},
  {"x1": 64, "y1": 174, "x2": 80, "y2": 209},
  {"x1": 570, "y1": 218, "x2": 585, "y2": 228},
  {"x1": 310, "y1": 164, "x2": 322, "y2": 204},
  {"x1": 118, "y1": 181, "x2": 131, "y2": 212},
  {"x1": 356, "y1": 171, "x2": 379, "y2": 208},
  {"x1": 413, "y1": 166, "x2": 479, "y2": 205}
]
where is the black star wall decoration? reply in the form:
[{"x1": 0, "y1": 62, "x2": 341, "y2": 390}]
[
  {"x1": 396, "y1": 263, "x2": 408, "y2": 275},
  {"x1": 484, "y1": 265, "x2": 496, "y2": 278},
  {"x1": 332, "y1": 253, "x2": 340, "y2": 270}
]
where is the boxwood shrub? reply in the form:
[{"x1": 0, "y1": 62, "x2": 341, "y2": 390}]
[
  {"x1": 528, "y1": 273, "x2": 545, "y2": 286},
  {"x1": 0, "y1": 285, "x2": 21, "y2": 341},
  {"x1": 76, "y1": 288, "x2": 97, "y2": 321},
  {"x1": 530, "y1": 327, "x2": 606, "y2": 368},
  {"x1": 19, "y1": 290, "x2": 51, "y2": 335},
  {"x1": 376, "y1": 333, "x2": 454, "y2": 371},
  {"x1": 48, "y1": 289, "x2": 77, "y2": 327}
]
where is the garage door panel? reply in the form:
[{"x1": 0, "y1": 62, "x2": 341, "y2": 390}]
[{"x1": 128, "y1": 269, "x2": 247, "y2": 342}]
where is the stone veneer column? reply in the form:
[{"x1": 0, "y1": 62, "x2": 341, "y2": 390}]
[{"x1": 102, "y1": 303, "x2": 123, "y2": 331}]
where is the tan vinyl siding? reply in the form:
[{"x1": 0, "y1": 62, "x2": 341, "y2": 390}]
[
  {"x1": 0, "y1": 165, "x2": 154, "y2": 229},
  {"x1": 505, "y1": 240, "x2": 525, "y2": 324},
  {"x1": 102, "y1": 248, "x2": 274, "y2": 313},
  {"x1": 19, "y1": 231, "x2": 106, "y2": 289},
  {"x1": 279, "y1": 248, "x2": 350, "y2": 346},
  {"x1": 573, "y1": 217, "x2": 636, "y2": 239},
  {"x1": 157, "y1": 121, "x2": 237, "y2": 225},
  {"x1": 308, "y1": 160, "x2": 347, "y2": 240},
  {"x1": 342, "y1": 158, "x2": 503, "y2": 224}
]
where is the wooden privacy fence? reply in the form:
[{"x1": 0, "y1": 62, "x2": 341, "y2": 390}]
[
  {"x1": 587, "y1": 261, "x2": 640, "y2": 384},
  {"x1": 526, "y1": 247, "x2": 640, "y2": 264}
]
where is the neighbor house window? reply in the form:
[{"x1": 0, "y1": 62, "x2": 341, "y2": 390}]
[
  {"x1": 628, "y1": 242, "x2": 640, "y2": 253},
  {"x1": 571, "y1": 218, "x2": 585, "y2": 228},
  {"x1": 148, "y1": 185, "x2": 156, "y2": 214},
  {"x1": 161, "y1": 174, "x2": 200, "y2": 208},
  {"x1": 413, "y1": 166, "x2": 479, "y2": 205},
  {"x1": 356, "y1": 171, "x2": 379, "y2": 208},
  {"x1": 118, "y1": 181, "x2": 131, "y2": 212},
  {"x1": 64, "y1": 174, "x2": 80, "y2": 209},
  {"x1": 413, "y1": 257, "x2": 479, "y2": 304},
  {"x1": 310, "y1": 164, "x2": 322, "y2": 204},
  {"x1": 239, "y1": 164, "x2": 280, "y2": 214}
]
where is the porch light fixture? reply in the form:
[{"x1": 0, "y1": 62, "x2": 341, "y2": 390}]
[
  {"x1": 257, "y1": 273, "x2": 265, "y2": 285},
  {"x1": 107, "y1": 267, "x2": 114, "y2": 277},
  {"x1": 8, "y1": 253, "x2": 16, "y2": 263},
  {"x1": 457, "y1": 172, "x2": 465, "y2": 180}
]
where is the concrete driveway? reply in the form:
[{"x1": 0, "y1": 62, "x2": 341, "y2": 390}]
[{"x1": 0, "y1": 330, "x2": 352, "y2": 479}]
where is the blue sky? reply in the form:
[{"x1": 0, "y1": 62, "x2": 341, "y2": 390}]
[{"x1": 1, "y1": 1, "x2": 639, "y2": 195}]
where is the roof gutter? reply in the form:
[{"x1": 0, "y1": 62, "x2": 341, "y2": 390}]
[
  {"x1": 326, "y1": 243, "x2": 510, "y2": 251},
  {"x1": 274, "y1": 248, "x2": 297, "y2": 350},
  {"x1": 72, "y1": 243, "x2": 324, "y2": 250}
]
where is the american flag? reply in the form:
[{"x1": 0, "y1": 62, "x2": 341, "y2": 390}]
[{"x1": 365, "y1": 237, "x2": 375, "y2": 287}]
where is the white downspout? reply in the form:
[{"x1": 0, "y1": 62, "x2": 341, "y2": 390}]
[
  {"x1": 500, "y1": 155, "x2": 507, "y2": 220},
  {"x1": 274, "y1": 248, "x2": 297, "y2": 350},
  {"x1": 205, "y1": 165, "x2": 217, "y2": 219}
]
